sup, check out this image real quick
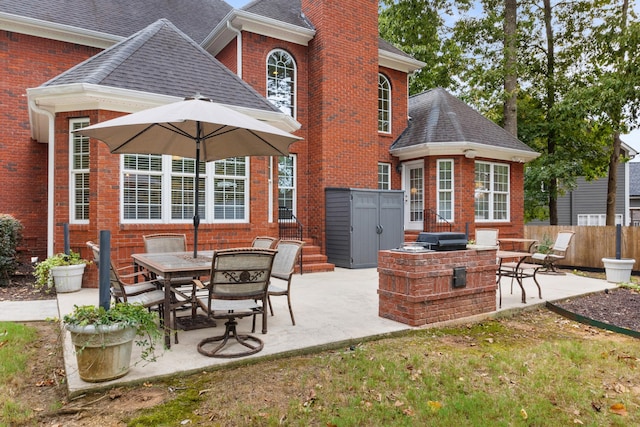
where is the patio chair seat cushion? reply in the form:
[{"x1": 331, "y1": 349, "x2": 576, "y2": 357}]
[
  {"x1": 126, "y1": 289, "x2": 165, "y2": 307},
  {"x1": 122, "y1": 282, "x2": 158, "y2": 295}
]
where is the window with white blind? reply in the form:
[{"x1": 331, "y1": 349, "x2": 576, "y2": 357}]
[
  {"x1": 577, "y1": 214, "x2": 623, "y2": 226},
  {"x1": 121, "y1": 155, "x2": 248, "y2": 223},
  {"x1": 70, "y1": 119, "x2": 90, "y2": 224},
  {"x1": 278, "y1": 155, "x2": 296, "y2": 214}
]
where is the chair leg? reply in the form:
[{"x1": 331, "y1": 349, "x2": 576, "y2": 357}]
[
  {"x1": 286, "y1": 293, "x2": 295, "y2": 326},
  {"x1": 267, "y1": 295, "x2": 274, "y2": 316}
]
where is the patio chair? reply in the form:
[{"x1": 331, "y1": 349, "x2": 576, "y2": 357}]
[
  {"x1": 86, "y1": 241, "x2": 165, "y2": 318},
  {"x1": 475, "y1": 228, "x2": 499, "y2": 247},
  {"x1": 251, "y1": 236, "x2": 278, "y2": 249},
  {"x1": 143, "y1": 233, "x2": 210, "y2": 341},
  {"x1": 194, "y1": 248, "x2": 276, "y2": 358},
  {"x1": 530, "y1": 230, "x2": 575, "y2": 274},
  {"x1": 267, "y1": 239, "x2": 305, "y2": 325}
]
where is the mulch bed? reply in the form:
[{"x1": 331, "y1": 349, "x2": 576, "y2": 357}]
[
  {"x1": 552, "y1": 287, "x2": 640, "y2": 333},
  {"x1": 0, "y1": 264, "x2": 55, "y2": 301}
]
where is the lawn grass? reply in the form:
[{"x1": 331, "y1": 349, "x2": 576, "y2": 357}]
[
  {"x1": 0, "y1": 321, "x2": 38, "y2": 425},
  {"x1": 127, "y1": 310, "x2": 640, "y2": 426}
]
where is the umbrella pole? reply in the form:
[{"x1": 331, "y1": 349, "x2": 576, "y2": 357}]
[{"x1": 193, "y1": 122, "x2": 201, "y2": 258}]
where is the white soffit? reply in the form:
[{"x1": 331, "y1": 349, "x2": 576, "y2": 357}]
[{"x1": 391, "y1": 141, "x2": 540, "y2": 163}]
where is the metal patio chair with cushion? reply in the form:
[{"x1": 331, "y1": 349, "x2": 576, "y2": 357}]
[
  {"x1": 193, "y1": 248, "x2": 276, "y2": 358},
  {"x1": 86, "y1": 241, "x2": 165, "y2": 320},
  {"x1": 267, "y1": 239, "x2": 305, "y2": 325},
  {"x1": 530, "y1": 230, "x2": 575, "y2": 274},
  {"x1": 251, "y1": 236, "x2": 278, "y2": 249},
  {"x1": 475, "y1": 228, "x2": 499, "y2": 247}
]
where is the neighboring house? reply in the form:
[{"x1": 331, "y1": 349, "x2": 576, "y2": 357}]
[
  {"x1": 627, "y1": 162, "x2": 640, "y2": 225},
  {"x1": 528, "y1": 142, "x2": 637, "y2": 226},
  {"x1": 0, "y1": 0, "x2": 537, "y2": 276}
]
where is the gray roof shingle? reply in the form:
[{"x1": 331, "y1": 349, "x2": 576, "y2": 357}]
[
  {"x1": 242, "y1": 0, "x2": 314, "y2": 30},
  {"x1": 0, "y1": 0, "x2": 232, "y2": 44},
  {"x1": 43, "y1": 19, "x2": 279, "y2": 112},
  {"x1": 391, "y1": 87, "x2": 536, "y2": 153}
]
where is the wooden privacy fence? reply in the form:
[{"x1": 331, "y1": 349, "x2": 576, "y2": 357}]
[{"x1": 524, "y1": 226, "x2": 640, "y2": 272}]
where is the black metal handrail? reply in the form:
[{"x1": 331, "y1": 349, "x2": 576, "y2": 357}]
[
  {"x1": 278, "y1": 206, "x2": 304, "y2": 273},
  {"x1": 423, "y1": 209, "x2": 453, "y2": 232}
]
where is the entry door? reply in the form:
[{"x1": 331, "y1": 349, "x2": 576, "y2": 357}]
[{"x1": 404, "y1": 163, "x2": 424, "y2": 230}]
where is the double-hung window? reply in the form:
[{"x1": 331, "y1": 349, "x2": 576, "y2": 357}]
[
  {"x1": 278, "y1": 155, "x2": 296, "y2": 213},
  {"x1": 70, "y1": 118, "x2": 90, "y2": 224},
  {"x1": 378, "y1": 163, "x2": 391, "y2": 190},
  {"x1": 122, "y1": 155, "x2": 248, "y2": 223},
  {"x1": 475, "y1": 161, "x2": 510, "y2": 221},
  {"x1": 437, "y1": 160, "x2": 454, "y2": 221}
]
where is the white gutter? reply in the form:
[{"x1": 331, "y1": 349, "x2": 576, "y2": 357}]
[
  {"x1": 227, "y1": 20, "x2": 242, "y2": 78},
  {"x1": 28, "y1": 99, "x2": 55, "y2": 257}
]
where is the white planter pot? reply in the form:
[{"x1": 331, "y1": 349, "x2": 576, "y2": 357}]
[
  {"x1": 51, "y1": 264, "x2": 86, "y2": 293},
  {"x1": 601, "y1": 258, "x2": 636, "y2": 283},
  {"x1": 66, "y1": 323, "x2": 136, "y2": 382}
]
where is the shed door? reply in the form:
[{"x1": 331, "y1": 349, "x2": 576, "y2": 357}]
[{"x1": 351, "y1": 191, "x2": 379, "y2": 268}]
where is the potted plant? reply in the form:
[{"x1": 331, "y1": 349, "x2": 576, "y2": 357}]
[
  {"x1": 63, "y1": 303, "x2": 162, "y2": 382},
  {"x1": 33, "y1": 250, "x2": 90, "y2": 293}
]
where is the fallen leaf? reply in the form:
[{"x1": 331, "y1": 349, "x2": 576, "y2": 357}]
[
  {"x1": 573, "y1": 419, "x2": 584, "y2": 424},
  {"x1": 520, "y1": 408, "x2": 528, "y2": 420},
  {"x1": 609, "y1": 403, "x2": 628, "y2": 416},
  {"x1": 427, "y1": 400, "x2": 442, "y2": 412},
  {"x1": 394, "y1": 400, "x2": 404, "y2": 407},
  {"x1": 402, "y1": 407, "x2": 415, "y2": 416},
  {"x1": 591, "y1": 401, "x2": 602, "y2": 412}
]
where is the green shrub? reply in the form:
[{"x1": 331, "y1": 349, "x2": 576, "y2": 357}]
[{"x1": 0, "y1": 215, "x2": 23, "y2": 284}]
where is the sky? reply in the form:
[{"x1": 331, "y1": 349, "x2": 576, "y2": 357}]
[{"x1": 226, "y1": 0, "x2": 249, "y2": 7}]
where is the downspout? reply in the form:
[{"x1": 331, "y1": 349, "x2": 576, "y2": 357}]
[
  {"x1": 227, "y1": 20, "x2": 242, "y2": 78},
  {"x1": 28, "y1": 99, "x2": 56, "y2": 257}
]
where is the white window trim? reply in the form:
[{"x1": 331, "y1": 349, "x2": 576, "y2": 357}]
[
  {"x1": 378, "y1": 73, "x2": 391, "y2": 134},
  {"x1": 378, "y1": 162, "x2": 391, "y2": 190},
  {"x1": 120, "y1": 155, "x2": 250, "y2": 224},
  {"x1": 266, "y1": 48, "x2": 297, "y2": 119},
  {"x1": 69, "y1": 118, "x2": 90, "y2": 225},
  {"x1": 475, "y1": 161, "x2": 510, "y2": 222},
  {"x1": 278, "y1": 154, "x2": 297, "y2": 216},
  {"x1": 437, "y1": 159, "x2": 454, "y2": 222}
]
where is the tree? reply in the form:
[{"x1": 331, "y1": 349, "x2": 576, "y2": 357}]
[
  {"x1": 379, "y1": 0, "x2": 471, "y2": 94},
  {"x1": 503, "y1": 0, "x2": 518, "y2": 136}
]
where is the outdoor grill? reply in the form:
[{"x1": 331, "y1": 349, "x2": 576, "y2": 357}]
[{"x1": 416, "y1": 232, "x2": 468, "y2": 251}]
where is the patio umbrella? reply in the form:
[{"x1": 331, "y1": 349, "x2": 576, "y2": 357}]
[{"x1": 75, "y1": 96, "x2": 301, "y2": 257}]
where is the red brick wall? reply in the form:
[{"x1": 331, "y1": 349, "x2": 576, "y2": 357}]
[
  {"x1": 0, "y1": 32, "x2": 99, "y2": 259},
  {"x1": 378, "y1": 248, "x2": 497, "y2": 326}
]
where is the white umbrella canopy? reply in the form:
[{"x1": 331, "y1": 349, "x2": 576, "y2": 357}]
[{"x1": 75, "y1": 96, "x2": 302, "y2": 257}]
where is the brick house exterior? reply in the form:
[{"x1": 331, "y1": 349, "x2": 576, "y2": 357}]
[{"x1": 1, "y1": 0, "x2": 537, "y2": 285}]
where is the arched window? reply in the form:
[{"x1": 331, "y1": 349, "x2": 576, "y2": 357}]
[
  {"x1": 267, "y1": 49, "x2": 296, "y2": 117},
  {"x1": 378, "y1": 73, "x2": 391, "y2": 133}
]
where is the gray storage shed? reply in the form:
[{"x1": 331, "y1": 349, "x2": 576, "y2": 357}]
[{"x1": 325, "y1": 188, "x2": 404, "y2": 268}]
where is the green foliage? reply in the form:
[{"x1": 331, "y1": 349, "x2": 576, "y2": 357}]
[
  {"x1": 0, "y1": 214, "x2": 23, "y2": 285},
  {"x1": 33, "y1": 250, "x2": 90, "y2": 291},
  {"x1": 0, "y1": 322, "x2": 38, "y2": 424},
  {"x1": 63, "y1": 304, "x2": 162, "y2": 362}
]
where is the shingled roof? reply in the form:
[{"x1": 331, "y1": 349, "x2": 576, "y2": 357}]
[
  {"x1": 0, "y1": 0, "x2": 231, "y2": 44},
  {"x1": 43, "y1": 19, "x2": 279, "y2": 113},
  {"x1": 242, "y1": 0, "x2": 314, "y2": 29},
  {"x1": 391, "y1": 88, "x2": 537, "y2": 156}
]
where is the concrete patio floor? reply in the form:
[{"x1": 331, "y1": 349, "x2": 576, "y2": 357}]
[{"x1": 10, "y1": 267, "x2": 617, "y2": 396}]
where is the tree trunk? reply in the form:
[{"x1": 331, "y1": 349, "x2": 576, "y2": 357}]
[
  {"x1": 606, "y1": 132, "x2": 621, "y2": 225},
  {"x1": 503, "y1": 0, "x2": 518, "y2": 137},
  {"x1": 543, "y1": 0, "x2": 558, "y2": 224}
]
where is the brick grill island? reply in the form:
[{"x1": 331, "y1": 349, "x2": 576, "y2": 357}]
[{"x1": 378, "y1": 248, "x2": 497, "y2": 326}]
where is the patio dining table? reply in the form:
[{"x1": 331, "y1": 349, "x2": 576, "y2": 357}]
[{"x1": 131, "y1": 251, "x2": 214, "y2": 348}]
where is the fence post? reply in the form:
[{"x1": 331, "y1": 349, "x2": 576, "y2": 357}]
[
  {"x1": 99, "y1": 230, "x2": 111, "y2": 310},
  {"x1": 616, "y1": 224, "x2": 622, "y2": 260}
]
